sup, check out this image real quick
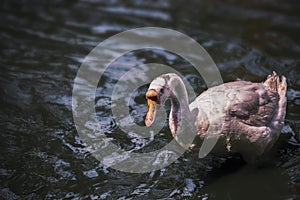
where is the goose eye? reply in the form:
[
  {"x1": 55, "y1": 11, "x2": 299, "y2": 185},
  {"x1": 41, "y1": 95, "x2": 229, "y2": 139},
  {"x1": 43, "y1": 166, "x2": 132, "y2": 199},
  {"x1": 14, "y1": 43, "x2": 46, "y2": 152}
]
[{"x1": 148, "y1": 95, "x2": 158, "y2": 101}]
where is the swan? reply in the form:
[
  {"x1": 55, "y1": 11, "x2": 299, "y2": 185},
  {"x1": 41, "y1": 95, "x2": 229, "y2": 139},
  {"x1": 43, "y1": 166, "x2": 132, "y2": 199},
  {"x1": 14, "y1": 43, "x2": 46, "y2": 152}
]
[{"x1": 145, "y1": 72, "x2": 287, "y2": 163}]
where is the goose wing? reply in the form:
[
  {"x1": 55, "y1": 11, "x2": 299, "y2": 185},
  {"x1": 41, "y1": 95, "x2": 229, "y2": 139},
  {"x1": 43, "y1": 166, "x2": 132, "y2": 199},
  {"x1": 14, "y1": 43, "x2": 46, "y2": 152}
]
[{"x1": 226, "y1": 81, "x2": 278, "y2": 127}]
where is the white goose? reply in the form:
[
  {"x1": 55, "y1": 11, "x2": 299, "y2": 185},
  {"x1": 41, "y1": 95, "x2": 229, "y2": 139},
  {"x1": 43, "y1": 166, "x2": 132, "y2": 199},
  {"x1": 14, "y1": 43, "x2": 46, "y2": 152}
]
[{"x1": 145, "y1": 72, "x2": 287, "y2": 163}]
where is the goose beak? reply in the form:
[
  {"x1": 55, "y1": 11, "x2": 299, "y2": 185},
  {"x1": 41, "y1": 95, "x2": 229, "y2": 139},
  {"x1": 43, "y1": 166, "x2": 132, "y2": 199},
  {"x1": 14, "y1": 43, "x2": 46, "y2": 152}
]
[
  {"x1": 145, "y1": 89, "x2": 159, "y2": 127},
  {"x1": 145, "y1": 99, "x2": 157, "y2": 127}
]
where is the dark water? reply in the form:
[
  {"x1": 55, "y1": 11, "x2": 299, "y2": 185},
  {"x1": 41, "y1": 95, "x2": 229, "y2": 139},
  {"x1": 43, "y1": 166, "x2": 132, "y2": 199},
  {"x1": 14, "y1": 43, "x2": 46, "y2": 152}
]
[{"x1": 1, "y1": 0, "x2": 300, "y2": 199}]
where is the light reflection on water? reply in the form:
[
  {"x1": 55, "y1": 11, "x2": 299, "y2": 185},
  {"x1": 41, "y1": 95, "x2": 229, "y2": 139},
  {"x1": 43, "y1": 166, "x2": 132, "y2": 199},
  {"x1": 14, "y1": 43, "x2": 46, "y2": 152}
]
[{"x1": 1, "y1": 0, "x2": 300, "y2": 199}]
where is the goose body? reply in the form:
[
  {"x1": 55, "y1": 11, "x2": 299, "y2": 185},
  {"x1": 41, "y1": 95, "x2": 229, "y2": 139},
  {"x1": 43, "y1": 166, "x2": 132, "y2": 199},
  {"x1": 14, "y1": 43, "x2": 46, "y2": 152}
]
[{"x1": 145, "y1": 72, "x2": 287, "y2": 162}]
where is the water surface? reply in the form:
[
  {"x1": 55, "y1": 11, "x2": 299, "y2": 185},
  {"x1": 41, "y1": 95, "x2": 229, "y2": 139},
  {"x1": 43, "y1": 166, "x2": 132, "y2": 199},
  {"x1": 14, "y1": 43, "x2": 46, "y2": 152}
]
[{"x1": 1, "y1": 0, "x2": 300, "y2": 199}]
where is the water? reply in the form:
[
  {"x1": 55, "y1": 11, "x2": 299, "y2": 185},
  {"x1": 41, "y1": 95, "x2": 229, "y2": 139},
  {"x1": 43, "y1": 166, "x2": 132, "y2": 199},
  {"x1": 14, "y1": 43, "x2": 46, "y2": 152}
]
[{"x1": 1, "y1": 0, "x2": 300, "y2": 199}]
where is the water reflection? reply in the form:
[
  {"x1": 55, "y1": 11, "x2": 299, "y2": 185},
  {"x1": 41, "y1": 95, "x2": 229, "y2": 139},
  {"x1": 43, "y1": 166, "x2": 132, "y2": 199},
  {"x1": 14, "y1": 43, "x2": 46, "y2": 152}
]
[{"x1": 1, "y1": 0, "x2": 300, "y2": 199}]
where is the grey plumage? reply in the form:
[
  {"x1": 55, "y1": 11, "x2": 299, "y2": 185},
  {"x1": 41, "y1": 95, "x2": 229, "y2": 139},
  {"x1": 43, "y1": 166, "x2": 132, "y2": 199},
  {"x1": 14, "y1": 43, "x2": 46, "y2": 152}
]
[{"x1": 145, "y1": 72, "x2": 287, "y2": 163}]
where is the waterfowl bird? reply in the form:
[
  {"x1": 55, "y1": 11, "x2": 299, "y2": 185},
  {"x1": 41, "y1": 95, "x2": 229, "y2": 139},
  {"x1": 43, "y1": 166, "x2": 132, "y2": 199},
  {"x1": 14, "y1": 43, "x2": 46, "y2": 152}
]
[{"x1": 145, "y1": 72, "x2": 287, "y2": 163}]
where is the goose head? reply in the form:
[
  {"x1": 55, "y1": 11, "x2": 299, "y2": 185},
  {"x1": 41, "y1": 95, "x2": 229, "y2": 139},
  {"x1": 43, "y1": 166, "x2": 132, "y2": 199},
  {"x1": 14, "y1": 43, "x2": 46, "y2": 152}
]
[{"x1": 145, "y1": 76, "x2": 171, "y2": 127}]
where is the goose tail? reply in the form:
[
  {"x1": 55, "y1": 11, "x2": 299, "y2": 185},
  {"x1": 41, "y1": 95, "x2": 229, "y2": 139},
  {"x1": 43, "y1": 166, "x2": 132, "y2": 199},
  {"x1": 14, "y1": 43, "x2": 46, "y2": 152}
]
[
  {"x1": 265, "y1": 71, "x2": 287, "y2": 131},
  {"x1": 264, "y1": 71, "x2": 287, "y2": 100}
]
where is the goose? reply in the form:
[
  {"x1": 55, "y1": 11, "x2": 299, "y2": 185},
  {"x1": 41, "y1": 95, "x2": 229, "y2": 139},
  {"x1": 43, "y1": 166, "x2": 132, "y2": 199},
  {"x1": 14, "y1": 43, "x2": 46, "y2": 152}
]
[{"x1": 145, "y1": 72, "x2": 287, "y2": 163}]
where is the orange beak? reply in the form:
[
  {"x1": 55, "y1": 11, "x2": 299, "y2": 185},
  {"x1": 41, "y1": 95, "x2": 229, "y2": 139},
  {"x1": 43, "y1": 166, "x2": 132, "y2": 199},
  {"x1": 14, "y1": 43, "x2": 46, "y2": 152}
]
[
  {"x1": 145, "y1": 99, "x2": 157, "y2": 127},
  {"x1": 145, "y1": 89, "x2": 158, "y2": 127}
]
